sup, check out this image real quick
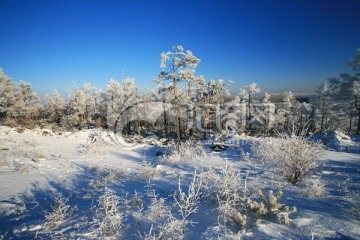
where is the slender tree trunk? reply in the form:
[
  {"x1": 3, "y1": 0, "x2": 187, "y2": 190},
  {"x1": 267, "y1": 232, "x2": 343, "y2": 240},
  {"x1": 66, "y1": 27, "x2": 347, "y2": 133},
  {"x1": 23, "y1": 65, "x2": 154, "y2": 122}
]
[
  {"x1": 136, "y1": 99, "x2": 140, "y2": 136},
  {"x1": 320, "y1": 113, "x2": 325, "y2": 132},
  {"x1": 248, "y1": 93, "x2": 252, "y2": 132},
  {"x1": 174, "y1": 78, "x2": 180, "y2": 142},
  {"x1": 163, "y1": 98, "x2": 168, "y2": 138},
  {"x1": 357, "y1": 109, "x2": 360, "y2": 135},
  {"x1": 355, "y1": 96, "x2": 360, "y2": 135}
]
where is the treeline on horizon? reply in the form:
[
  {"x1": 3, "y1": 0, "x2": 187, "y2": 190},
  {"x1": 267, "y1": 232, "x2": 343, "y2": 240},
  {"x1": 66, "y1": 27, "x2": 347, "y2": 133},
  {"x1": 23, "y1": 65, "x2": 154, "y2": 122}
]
[{"x1": 0, "y1": 46, "x2": 359, "y2": 138}]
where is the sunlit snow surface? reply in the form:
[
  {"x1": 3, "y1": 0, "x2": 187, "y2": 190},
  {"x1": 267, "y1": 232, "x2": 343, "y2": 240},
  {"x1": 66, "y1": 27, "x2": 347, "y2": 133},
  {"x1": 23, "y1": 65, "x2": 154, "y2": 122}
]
[{"x1": 0, "y1": 126, "x2": 359, "y2": 239}]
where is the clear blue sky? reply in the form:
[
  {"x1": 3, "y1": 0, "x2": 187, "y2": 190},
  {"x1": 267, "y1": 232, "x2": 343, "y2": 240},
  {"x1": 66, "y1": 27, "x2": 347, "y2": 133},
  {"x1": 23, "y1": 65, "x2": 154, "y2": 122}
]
[{"x1": 0, "y1": 0, "x2": 359, "y2": 97}]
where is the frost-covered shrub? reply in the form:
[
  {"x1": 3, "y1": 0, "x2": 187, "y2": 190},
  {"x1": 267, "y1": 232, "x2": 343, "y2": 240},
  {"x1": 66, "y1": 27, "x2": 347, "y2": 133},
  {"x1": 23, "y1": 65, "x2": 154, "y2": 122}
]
[
  {"x1": 141, "y1": 171, "x2": 204, "y2": 238},
  {"x1": 138, "y1": 158, "x2": 157, "y2": 179},
  {"x1": 202, "y1": 163, "x2": 296, "y2": 231},
  {"x1": 158, "y1": 214, "x2": 185, "y2": 239},
  {"x1": 89, "y1": 130, "x2": 106, "y2": 145},
  {"x1": 240, "y1": 150, "x2": 251, "y2": 162},
  {"x1": 160, "y1": 140, "x2": 206, "y2": 165},
  {"x1": 300, "y1": 177, "x2": 327, "y2": 198},
  {"x1": 174, "y1": 172, "x2": 203, "y2": 221},
  {"x1": 107, "y1": 168, "x2": 127, "y2": 183},
  {"x1": 89, "y1": 173, "x2": 107, "y2": 189},
  {"x1": 202, "y1": 164, "x2": 252, "y2": 229},
  {"x1": 78, "y1": 130, "x2": 108, "y2": 155},
  {"x1": 120, "y1": 191, "x2": 144, "y2": 209},
  {"x1": 92, "y1": 186, "x2": 125, "y2": 237},
  {"x1": 43, "y1": 195, "x2": 78, "y2": 232},
  {"x1": 89, "y1": 167, "x2": 126, "y2": 189},
  {"x1": 217, "y1": 197, "x2": 248, "y2": 228},
  {"x1": 254, "y1": 131, "x2": 323, "y2": 184},
  {"x1": 146, "y1": 190, "x2": 170, "y2": 220},
  {"x1": 253, "y1": 190, "x2": 297, "y2": 225},
  {"x1": 142, "y1": 214, "x2": 185, "y2": 240}
]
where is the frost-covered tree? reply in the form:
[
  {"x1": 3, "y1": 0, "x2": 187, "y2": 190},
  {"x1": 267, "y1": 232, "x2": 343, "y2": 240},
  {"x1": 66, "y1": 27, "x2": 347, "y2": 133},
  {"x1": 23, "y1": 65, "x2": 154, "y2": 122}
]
[
  {"x1": 263, "y1": 92, "x2": 271, "y2": 104},
  {"x1": 201, "y1": 79, "x2": 227, "y2": 137},
  {"x1": 293, "y1": 102, "x2": 312, "y2": 131},
  {"x1": 0, "y1": 69, "x2": 18, "y2": 121},
  {"x1": 98, "y1": 88, "x2": 109, "y2": 128},
  {"x1": 83, "y1": 83, "x2": 95, "y2": 127},
  {"x1": 65, "y1": 83, "x2": 87, "y2": 129},
  {"x1": 64, "y1": 83, "x2": 100, "y2": 129},
  {"x1": 157, "y1": 45, "x2": 201, "y2": 142},
  {"x1": 282, "y1": 91, "x2": 295, "y2": 129},
  {"x1": 316, "y1": 81, "x2": 332, "y2": 132},
  {"x1": 262, "y1": 92, "x2": 273, "y2": 133},
  {"x1": 92, "y1": 87, "x2": 104, "y2": 128},
  {"x1": 44, "y1": 90, "x2": 64, "y2": 124},
  {"x1": 329, "y1": 48, "x2": 360, "y2": 134},
  {"x1": 106, "y1": 77, "x2": 138, "y2": 135},
  {"x1": 123, "y1": 77, "x2": 137, "y2": 135},
  {"x1": 155, "y1": 79, "x2": 174, "y2": 137},
  {"x1": 16, "y1": 80, "x2": 41, "y2": 124},
  {"x1": 0, "y1": 70, "x2": 42, "y2": 126},
  {"x1": 107, "y1": 79, "x2": 123, "y2": 132},
  {"x1": 239, "y1": 82, "x2": 261, "y2": 132}
]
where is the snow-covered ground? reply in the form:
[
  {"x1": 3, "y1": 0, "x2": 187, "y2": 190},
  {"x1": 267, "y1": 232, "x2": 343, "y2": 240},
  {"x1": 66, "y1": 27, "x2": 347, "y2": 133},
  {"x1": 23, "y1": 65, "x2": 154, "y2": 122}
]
[{"x1": 0, "y1": 126, "x2": 359, "y2": 239}]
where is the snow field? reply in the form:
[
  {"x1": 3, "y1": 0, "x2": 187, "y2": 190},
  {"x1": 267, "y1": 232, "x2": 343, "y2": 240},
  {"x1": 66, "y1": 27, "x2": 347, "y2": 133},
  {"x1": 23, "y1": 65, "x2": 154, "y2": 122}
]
[{"x1": 0, "y1": 127, "x2": 359, "y2": 239}]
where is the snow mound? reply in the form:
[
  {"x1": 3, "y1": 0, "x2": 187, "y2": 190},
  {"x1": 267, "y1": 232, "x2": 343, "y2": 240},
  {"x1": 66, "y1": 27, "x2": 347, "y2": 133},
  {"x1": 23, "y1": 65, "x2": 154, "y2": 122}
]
[{"x1": 317, "y1": 130, "x2": 352, "y2": 151}]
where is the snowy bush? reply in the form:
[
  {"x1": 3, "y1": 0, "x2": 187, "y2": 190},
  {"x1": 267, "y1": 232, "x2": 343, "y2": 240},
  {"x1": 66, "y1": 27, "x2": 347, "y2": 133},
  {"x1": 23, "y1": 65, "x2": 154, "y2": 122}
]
[
  {"x1": 254, "y1": 189, "x2": 297, "y2": 225},
  {"x1": 300, "y1": 177, "x2": 327, "y2": 198},
  {"x1": 240, "y1": 149, "x2": 251, "y2": 162},
  {"x1": 202, "y1": 163, "x2": 296, "y2": 231},
  {"x1": 107, "y1": 168, "x2": 127, "y2": 183},
  {"x1": 120, "y1": 191, "x2": 144, "y2": 209},
  {"x1": 138, "y1": 158, "x2": 157, "y2": 179},
  {"x1": 140, "y1": 172, "x2": 204, "y2": 239},
  {"x1": 202, "y1": 164, "x2": 252, "y2": 229},
  {"x1": 141, "y1": 214, "x2": 185, "y2": 240},
  {"x1": 254, "y1": 130, "x2": 323, "y2": 184},
  {"x1": 174, "y1": 171, "x2": 203, "y2": 223},
  {"x1": 160, "y1": 140, "x2": 206, "y2": 165},
  {"x1": 78, "y1": 131, "x2": 108, "y2": 155},
  {"x1": 43, "y1": 195, "x2": 78, "y2": 233},
  {"x1": 88, "y1": 130, "x2": 106, "y2": 145},
  {"x1": 138, "y1": 171, "x2": 204, "y2": 239},
  {"x1": 89, "y1": 172, "x2": 107, "y2": 189},
  {"x1": 91, "y1": 186, "x2": 125, "y2": 237},
  {"x1": 89, "y1": 167, "x2": 126, "y2": 189},
  {"x1": 146, "y1": 190, "x2": 170, "y2": 220}
]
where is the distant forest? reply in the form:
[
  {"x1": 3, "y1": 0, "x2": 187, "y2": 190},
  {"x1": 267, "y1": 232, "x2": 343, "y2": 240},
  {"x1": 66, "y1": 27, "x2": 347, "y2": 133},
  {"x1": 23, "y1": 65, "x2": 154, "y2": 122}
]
[{"x1": 1, "y1": 47, "x2": 360, "y2": 138}]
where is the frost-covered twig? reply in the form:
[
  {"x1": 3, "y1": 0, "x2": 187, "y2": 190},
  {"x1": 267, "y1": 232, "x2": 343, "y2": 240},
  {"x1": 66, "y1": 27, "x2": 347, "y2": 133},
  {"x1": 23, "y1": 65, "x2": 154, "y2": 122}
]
[
  {"x1": 146, "y1": 190, "x2": 170, "y2": 220},
  {"x1": 173, "y1": 171, "x2": 204, "y2": 233},
  {"x1": 43, "y1": 195, "x2": 78, "y2": 233},
  {"x1": 91, "y1": 184, "x2": 125, "y2": 237}
]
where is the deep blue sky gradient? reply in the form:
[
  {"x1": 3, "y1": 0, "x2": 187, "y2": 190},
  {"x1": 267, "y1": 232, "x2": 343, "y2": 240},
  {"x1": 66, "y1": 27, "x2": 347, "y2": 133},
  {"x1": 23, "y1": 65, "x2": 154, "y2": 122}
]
[{"x1": 1, "y1": 0, "x2": 360, "y2": 97}]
